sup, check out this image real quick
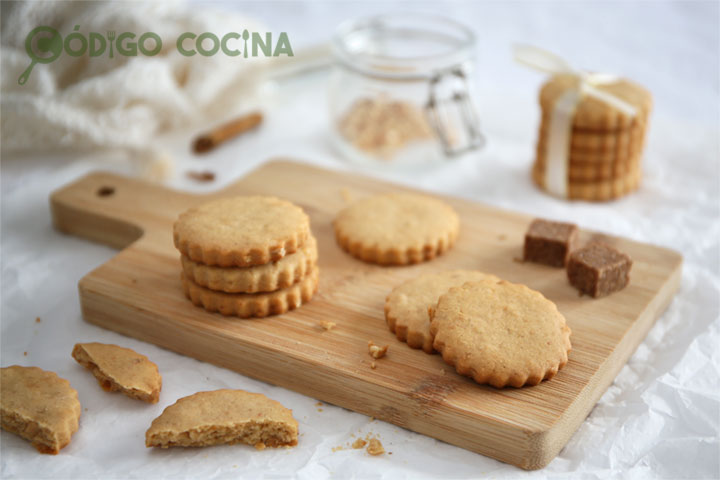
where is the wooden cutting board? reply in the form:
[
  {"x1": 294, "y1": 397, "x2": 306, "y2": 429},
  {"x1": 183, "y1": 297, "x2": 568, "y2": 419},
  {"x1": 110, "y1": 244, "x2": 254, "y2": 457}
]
[{"x1": 50, "y1": 160, "x2": 682, "y2": 469}]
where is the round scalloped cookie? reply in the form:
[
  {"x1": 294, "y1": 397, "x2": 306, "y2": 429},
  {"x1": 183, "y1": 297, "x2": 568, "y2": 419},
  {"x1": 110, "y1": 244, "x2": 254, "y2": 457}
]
[
  {"x1": 334, "y1": 193, "x2": 459, "y2": 265},
  {"x1": 181, "y1": 267, "x2": 319, "y2": 317},
  {"x1": 430, "y1": 279, "x2": 572, "y2": 388},
  {"x1": 182, "y1": 235, "x2": 318, "y2": 293},
  {"x1": 385, "y1": 270, "x2": 499, "y2": 353},
  {"x1": 174, "y1": 196, "x2": 310, "y2": 268}
]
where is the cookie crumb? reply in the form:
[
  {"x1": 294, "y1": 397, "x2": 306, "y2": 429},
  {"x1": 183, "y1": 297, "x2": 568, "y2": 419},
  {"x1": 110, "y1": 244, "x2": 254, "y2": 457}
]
[
  {"x1": 366, "y1": 438, "x2": 385, "y2": 456},
  {"x1": 367, "y1": 341, "x2": 388, "y2": 359},
  {"x1": 140, "y1": 150, "x2": 174, "y2": 181},
  {"x1": 315, "y1": 401, "x2": 323, "y2": 406},
  {"x1": 370, "y1": 361, "x2": 376, "y2": 369},
  {"x1": 186, "y1": 170, "x2": 215, "y2": 182},
  {"x1": 254, "y1": 442, "x2": 266, "y2": 451},
  {"x1": 35, "y1": 317, "x2": 41, "y2": 323},
  {"x1": 23, "y1": 352, "x2": 27, "y2": 356},
  {"x1": 352, "y1": 438, "x2": 367, "y2": 449},
  {"x1": 320, "y1": 321, "x2": 336, "y2": 331}
]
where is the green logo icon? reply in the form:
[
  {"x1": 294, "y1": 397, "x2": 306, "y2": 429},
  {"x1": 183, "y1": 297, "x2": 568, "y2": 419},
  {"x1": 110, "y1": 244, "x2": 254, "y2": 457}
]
[{"x1": 19, "y1": 26, "x2": 63, "y2": 85}]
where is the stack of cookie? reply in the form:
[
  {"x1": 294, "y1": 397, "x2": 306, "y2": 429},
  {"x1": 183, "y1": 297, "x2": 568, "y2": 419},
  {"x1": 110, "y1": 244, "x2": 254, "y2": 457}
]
[
  {"x1": 532, "y1": 74, "x2": 652, "y2": 201},
  {"x1": 173, "y1": 196, "x2": 319, "y2": 317}
]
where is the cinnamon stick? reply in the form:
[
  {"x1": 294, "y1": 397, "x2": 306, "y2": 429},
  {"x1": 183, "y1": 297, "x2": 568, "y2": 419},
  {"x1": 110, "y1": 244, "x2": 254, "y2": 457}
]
[{"x1": 193, "y1": 111, "x2": 263, "y2": 154}]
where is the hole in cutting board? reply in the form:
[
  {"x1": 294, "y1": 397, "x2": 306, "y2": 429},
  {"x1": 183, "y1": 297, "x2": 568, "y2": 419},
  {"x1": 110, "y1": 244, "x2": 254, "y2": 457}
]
[{"x1": 97, "y1": 186, "x2": 115, "y2": 197}]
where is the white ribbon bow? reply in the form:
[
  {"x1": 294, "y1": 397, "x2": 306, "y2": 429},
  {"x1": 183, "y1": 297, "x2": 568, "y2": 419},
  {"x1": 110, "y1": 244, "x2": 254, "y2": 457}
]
[{"x1": 514, "y1": 45, "x2": 637, "y2": 197}]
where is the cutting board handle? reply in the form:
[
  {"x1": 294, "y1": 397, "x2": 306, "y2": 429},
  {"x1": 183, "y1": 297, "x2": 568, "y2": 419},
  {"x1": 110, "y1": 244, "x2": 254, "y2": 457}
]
[{"x1": 50, "y1": 172, "x2": 190, "y2": 249}]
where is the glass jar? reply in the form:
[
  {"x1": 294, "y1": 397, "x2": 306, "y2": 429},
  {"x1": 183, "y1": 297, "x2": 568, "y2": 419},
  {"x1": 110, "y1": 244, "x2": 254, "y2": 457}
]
[{"x1": 328, "y1": 13, "x2": 484, "y2": 169}]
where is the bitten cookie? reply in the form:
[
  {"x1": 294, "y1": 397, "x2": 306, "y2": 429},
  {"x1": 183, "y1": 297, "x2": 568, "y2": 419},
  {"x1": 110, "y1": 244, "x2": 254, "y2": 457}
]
[
  {"x1": 146, "y1": 389, "x2": 298, "y2": 449},
  {"x1": 385, "y1": 270, "x2": 498, "y2": 353},
  {"x1": 174, "y1": 196, "x2": 310, "y2": 267},
  {"x1": 181, "y1": 267, "x2": 319, "y2": 317},
  {"x1": 430, "y1": 279, "x2": 572, "y2": 388},
  {"x1": 334, "y1": 193, "x2": 459, "y2": 265},
  {"x1": 181, "y1": 235, "x2": 318, "y2": 293},
  {"x1": 72, "y1": 343, "x2": 162, "y2": 403},
  {"x1": 1, "y1": 366, "x2": 81, "y2": 454}
]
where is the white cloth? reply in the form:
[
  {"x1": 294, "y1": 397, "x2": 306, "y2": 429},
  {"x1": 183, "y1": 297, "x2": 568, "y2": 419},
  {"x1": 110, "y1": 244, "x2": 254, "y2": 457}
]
[
  {"x1": 0, "y1": 1, "x2": 268, "y2": 152},
  {"x1": 1, "y1": 1, "x2": 718, "y2": 479}
]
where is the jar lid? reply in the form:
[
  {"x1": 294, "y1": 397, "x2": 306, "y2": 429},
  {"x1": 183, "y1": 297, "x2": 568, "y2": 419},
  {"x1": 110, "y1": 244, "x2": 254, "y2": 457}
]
[{"x1": 333, "y1": 13, "x2": 475, "y2": 80}]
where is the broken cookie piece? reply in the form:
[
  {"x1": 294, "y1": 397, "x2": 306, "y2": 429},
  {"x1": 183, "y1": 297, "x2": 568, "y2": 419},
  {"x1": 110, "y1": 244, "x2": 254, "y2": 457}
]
[
  {"x1": 352, "y1": 438, "x2": 367, "y2": 449},
  {"x1": 367, "y1": 341, "x2": 388, "y2": 359},
  {"x1": 72, "y1": 342, "x2": 162, "y2": 403},
  {"x1": 320, "y1": 321, "x2": 336, "y2": 331},
  {"x1": 567, "y1": 242, "x2": 632, "y2": 298},
  {"x1": 1, "y1": 366, "x2": 81, "y2": 454},
  {"x1": 523, "y1": 218, "x2": 578, "y2": 267},
  {"x1": 366, "y1": 438, "x2": 385, "y2": 455},
  {"x1": 145, "y1": 389, "x2": 298, "y2": 449}
]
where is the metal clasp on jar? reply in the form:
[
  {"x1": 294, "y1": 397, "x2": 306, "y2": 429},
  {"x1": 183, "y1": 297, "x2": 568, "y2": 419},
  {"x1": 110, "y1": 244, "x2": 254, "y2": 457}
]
[{"x1": 425, "y1": 68, "x2": 485, "y2": 157}]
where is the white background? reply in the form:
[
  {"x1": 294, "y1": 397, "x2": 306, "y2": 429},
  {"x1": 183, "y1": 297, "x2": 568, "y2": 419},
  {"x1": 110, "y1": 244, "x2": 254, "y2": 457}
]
[{"x1": 1, "y1": 1, "x2": 719, "y2": 479}]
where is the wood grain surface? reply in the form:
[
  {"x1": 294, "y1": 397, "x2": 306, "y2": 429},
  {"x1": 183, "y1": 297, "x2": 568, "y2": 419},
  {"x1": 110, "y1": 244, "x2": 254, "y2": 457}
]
[{"x1": 50, "y1": 160, "x2": 682, "y2": 469}]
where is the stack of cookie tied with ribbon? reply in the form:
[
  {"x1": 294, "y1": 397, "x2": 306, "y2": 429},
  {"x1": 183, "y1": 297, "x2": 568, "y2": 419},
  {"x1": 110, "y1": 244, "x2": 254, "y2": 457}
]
[
  {"x1": 517, "y1": 46, "x2": 653, "y2": 201},
  {"x1": 173, "y1": 196, "x2": 319, "y2": 317}
]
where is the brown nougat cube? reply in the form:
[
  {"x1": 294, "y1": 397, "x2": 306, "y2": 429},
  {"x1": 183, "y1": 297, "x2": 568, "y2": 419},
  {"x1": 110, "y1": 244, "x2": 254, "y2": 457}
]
[
  {"x1": 567, "y1": 242, "x2": 632, "y2": 298},
  {"x1": 523, "y1": 219, "x2": 579, "y2": 267}
]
